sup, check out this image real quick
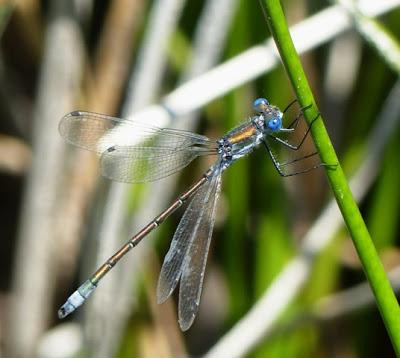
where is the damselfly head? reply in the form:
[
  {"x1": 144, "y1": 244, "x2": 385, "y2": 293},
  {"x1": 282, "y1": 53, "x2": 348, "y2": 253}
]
[
  {"x1": 252, "y1": 98, "x2": 283, "y2": 133},
  {"x1": 263, "y1": 107, "x2": 283, "y2": 132},
  {"x1": 252, "y1": 97, "x2": 269, "y2": 113}
]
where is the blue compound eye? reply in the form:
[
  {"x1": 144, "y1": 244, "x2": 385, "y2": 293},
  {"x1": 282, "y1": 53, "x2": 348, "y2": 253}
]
[
  {"x1": 253, "y1": 98, "x2": 269, "y2": 113},
  {"x1": 267, "y1": 116, "x2": 282, "y2": 132}
]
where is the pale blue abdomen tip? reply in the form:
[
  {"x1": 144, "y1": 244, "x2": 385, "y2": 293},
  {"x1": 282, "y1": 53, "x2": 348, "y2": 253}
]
[{"x1": 58, "y1": 280, "x2": 97, "y2": 319}]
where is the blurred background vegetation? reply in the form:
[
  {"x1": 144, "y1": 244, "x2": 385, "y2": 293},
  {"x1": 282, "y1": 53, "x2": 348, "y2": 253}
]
[{"x1": 0, "y1": 0, "x2": 399, "y2": 357}]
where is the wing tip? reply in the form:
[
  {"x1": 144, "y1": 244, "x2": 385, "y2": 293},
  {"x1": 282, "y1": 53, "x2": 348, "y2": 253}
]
[
  {"x1": 59, "y1": 111, "x2": 84, "y2": 135},
  {"x1": 62, "y1": 110, "x2": 85, "y2": 120},
  {"x1": 178, "y1": 310, "x2": 196, "y2": 331},
  {"x1": 69, "y1": 110, "x2": 83, "y2": 117}
]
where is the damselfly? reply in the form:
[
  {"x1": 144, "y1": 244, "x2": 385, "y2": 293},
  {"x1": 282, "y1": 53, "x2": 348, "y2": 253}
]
[{"x1": 58, "y1": 98, "x2": 321, "y2": 331}]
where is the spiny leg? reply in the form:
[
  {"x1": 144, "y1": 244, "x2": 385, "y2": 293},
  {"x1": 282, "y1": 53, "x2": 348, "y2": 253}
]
[
  {"x1": 283, "y1": 99, "x2": 297, "y2": 114},
  {"x1": 269, "y1": 112, "x2": 320, "y2": 151},
  {"x1": 280, "y1": 158, "x2": 337, "y2": 174},
  {"x1": 262, "y1": 140, "x2": 286, "y2": 176},
  {"x1": 262, "y1": 140, "x2": 327, "y2": 177},
  {"x1": 283, "y1": 103, "x2": 313, "y2": 131},
  {"x1": 283, "y1": 100, "x2": 314, "y2": 115},
  {"x1": 278, "y1": 151, "x2": 319, "y2": 167}
]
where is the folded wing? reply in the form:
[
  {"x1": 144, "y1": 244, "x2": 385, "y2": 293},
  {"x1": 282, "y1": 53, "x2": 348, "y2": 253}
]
[{"x1": 156, "y1": 162, "x2": 222, "y2": 330}]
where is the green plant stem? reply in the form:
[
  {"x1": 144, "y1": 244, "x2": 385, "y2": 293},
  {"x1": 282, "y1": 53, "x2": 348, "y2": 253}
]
[{"x1": 261, "y1": 0, "x2": 400, "y2": 354}]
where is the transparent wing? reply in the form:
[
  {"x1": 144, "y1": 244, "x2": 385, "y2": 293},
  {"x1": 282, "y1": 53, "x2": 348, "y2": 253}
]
[
  {"x1": 156, "y1": 163, "x2": 221, "y2": 305},
  {"x1": 178, "y1": 168, "x2": 222, "y2": 331},
  {"x1": 60, "y1": 111, "x2": 217, "y2": 183},
  {"x1": 100, "y1": 145, "x2": 211, "y2": 183},
  {"x1": 59, "y1": 110, "x2": 214, "y2": 153}
]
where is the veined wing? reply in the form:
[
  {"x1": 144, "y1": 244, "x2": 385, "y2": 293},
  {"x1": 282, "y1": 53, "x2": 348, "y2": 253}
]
[
  {"x1": 100, "y1": 145, "x2": 214, "y2": 183},
  {"x1": 178, "y1": 166, "x2": 222, "y2": 331},
  {"x1": 59, "y1": 110, "x2": 217, "y2": 183},
  {"x1": 59, "y1": 110, "x2": 215, "y2": 153},
  {"x1": 156, "y1": 162, "x2": 222, "y2": 330}
]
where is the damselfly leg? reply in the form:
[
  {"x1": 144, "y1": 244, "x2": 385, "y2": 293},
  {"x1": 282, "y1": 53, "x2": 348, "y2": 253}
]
[{"x1": 263, "y1": 106, "x2": 325, "y2": 177}]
